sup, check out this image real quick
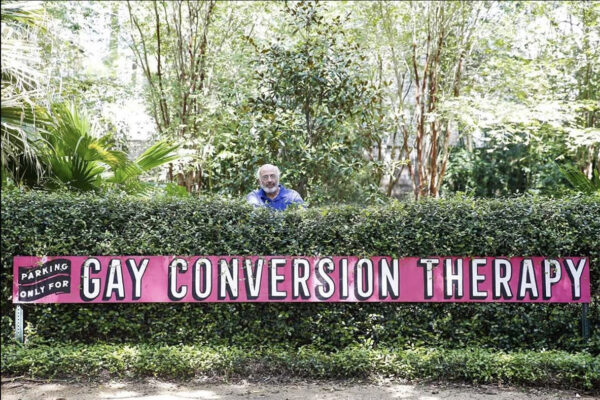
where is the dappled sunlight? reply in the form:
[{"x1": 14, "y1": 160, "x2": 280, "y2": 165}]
[
  {"x1": 34, "y1": 383, "x2": 68, "y2": 395},
  {"x1": 99, "y1": 390, "x2": 142, "y2": 399},
  {"x1": 382, "y1": 384, "x2": 420, "y2": 398},
  {"x1": 98, "y1": 389, "x2": 220, "y2": 400},
  {"x1": 1, "y1": 1, "x2": 598, "y2": 400},
  {"x1": 1, "y1": 379, "x2": 592, "y2": 400},
  {"x1": 106, "y1": 381, "x2": 127, "y2": 389},
  {"x1": 168, "y1": 390, "x2": 221, "y2": 399},
  {"x1": 95, "y1": 379, "x2": 222, "y2": 399}
]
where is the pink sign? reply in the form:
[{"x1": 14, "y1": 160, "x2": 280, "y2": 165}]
[{"x1": 13, "y1": 256, "x2": 590, "y2": 304}]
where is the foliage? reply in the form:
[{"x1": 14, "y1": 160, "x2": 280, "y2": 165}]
[
  {"x1": 443, "y1": 138, "x2": 568, "y2": 197},
  {"x1": 125, "y1": 1, "x2": 388, "y2": 204},
  {"x1": 559, "y1": 164, "x2": 600, "y2": 195},
  {"x1": 5, "y1": 1, "x2": 600, "y2": 201},
  {"x1": 125, "y1": 0, "x2": 217, "y2": 139},
  {"x1": 3, "y1": 102, "x2": 180, "y2": 193},
  {"x1": 41, "y1": 102, "x2": 127, "y2": 190},
  {"x1": 2, "y1": 342, "x2": 599, "y2": 391},
  {"x1": 241, "y1": 1, "x2": 385, "y2": 203},
  {"x1": 42, "y1": 1, "x2": 142, "y2": 146},
  {"x1": 105, "y1": 140, "x2": 180, "y2": 193},
  {"x1": 1, "y1": 3, "x2": 177, "y2": 194},
  {"x1": 376, "y1": 1, "x2": 486, "y2": 198},
  {"x1": 1, "y1": 1, "x2": 52, "y2": 184},
  {"x1": 441, "y1": 2, "x2": 600, "y2": 197},
  {"x1": 185, "y1": 0, "x2": 598, "y2": 201},
  {"x1": 1, "y1": 191, "x2": 598, "y2": 353}
]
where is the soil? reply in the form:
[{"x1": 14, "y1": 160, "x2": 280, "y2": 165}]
[{"x1": 1, "y1": 377, "x2": 598, "y2": 400}]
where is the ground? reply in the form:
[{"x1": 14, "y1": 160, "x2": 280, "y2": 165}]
[{"x1": 1, "y1": 377, "x2": 598, "y2": 400}]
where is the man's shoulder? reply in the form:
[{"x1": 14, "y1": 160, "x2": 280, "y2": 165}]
[
  {"x1": 284, "y1": 188, "x2": 301, "y2": 197},
  {"x1": 280, "y1": 186, "x2": 303, "y2": 202},
  {"x1": 246, "y1": 189, "x2": 264, "y2": 206}
]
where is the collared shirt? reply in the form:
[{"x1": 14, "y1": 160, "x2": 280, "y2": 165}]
[{"x1": 246, "y1": 184, "x2": 304, "y2": 211}]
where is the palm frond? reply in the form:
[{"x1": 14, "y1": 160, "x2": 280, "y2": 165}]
[
  {"x1": 1, "y1": 39, "x2": 43, "y2": 91},
  {"x1": 3, "y1": 152, "x2": 45, "y2": 186},
  {"x1": 47, "y1": 154, "x2": 104, "y2": 191},
  {"x1": 107, "y1": 141, "x2": 180, "y2": 185},
  {"x1": 135, "y1": 141, "x2": 180, "y2": 172},
  {"x1": 1, "y1": 103, "x2": 51, "y2": 181},
  {"x1": 1, "y1": 2, "x2": 44, "y2": 28},
  {"x1": 106, "y1": 161, "x2": 143, "y2": 184},
  {"x1": 558, "y1": 164, "x2": 600, "y2": 194},
  {"x1": 47, "y1": 102, "x2": 129, "y2": 166},
  {"x1": 1, "y1": 1, "x2": 47, "y2": 185}
]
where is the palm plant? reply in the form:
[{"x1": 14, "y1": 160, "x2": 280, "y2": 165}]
[
  {"x1": 42, "y1": 102, "x2": 179, "y2": 192},
  {"x1": 1, "y1": 1, "x2": 51, "y2": 185},
  {"x1": 40, "y1": 103, "x2": 127, "y2": 190}
]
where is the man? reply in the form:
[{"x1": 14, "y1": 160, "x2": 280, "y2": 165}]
[{"x1": 246, "y1": 164, "x2": 304, "y2": 210}]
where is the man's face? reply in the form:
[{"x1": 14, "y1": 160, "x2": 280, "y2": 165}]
[{"x1": 259, "y1": 166, "x2": 279, "y2": 194}]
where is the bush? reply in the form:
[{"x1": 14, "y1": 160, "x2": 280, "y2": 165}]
[
  {"x1": 2, "y1": 342, "x2": 598, "y2": 391},
  {"x1": 1, "y1": 190, "x2": 599, "y2": 353}
]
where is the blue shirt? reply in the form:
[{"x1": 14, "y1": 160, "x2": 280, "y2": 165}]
[{"x1": 246, "y1": 184, "x2": 304, "y2": 210}]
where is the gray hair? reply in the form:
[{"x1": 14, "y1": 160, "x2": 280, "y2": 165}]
[{"x1": 256, "y1": 164, "x2": 281, "y2": 179}]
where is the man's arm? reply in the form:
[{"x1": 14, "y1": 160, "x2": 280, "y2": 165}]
[
  {"x1": 290, "y1": 190, "x2": 305, "y2": 205},
  {"x1": 246, "y1": 191, "x2": 264, "y2": 207}
]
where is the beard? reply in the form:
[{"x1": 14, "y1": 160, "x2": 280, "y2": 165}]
[{"x1": 261, "y1": 183, "x2": 279, "y2": 194}]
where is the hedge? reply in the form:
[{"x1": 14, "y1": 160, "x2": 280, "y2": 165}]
[
  {"x1": 2, "y1": 343, "x2": 599, "y2": 391},
  {"x1": 1, "y1": 190, "x2": 599, "y2": 353}
]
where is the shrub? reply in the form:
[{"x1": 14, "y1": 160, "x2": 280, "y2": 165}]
[
  {"x1": 2, "y1": 343, "x2": 598, "y2": 391},
  {"x1": 1, "y1": 190, "x2": 598, "y2": 353}
]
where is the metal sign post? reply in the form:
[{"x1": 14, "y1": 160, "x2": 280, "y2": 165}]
[
  {"x1": 582, "y1": 303, "x2": 590, "y2": 342},
  {"x1": 15, "y1": 305, "x2": 24, "y2": 343}
]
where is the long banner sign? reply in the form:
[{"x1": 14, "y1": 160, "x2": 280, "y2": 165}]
[{"x1": 13, "y1": 256, "x2": 590, "y2": 304}]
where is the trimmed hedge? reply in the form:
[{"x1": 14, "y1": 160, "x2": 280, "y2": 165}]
[
  {"x1": 2, "y1": 343, "x2": 599, "y2": 391},
  {"x1": 1, "y1": 190, "x2": 599, "y2": 353}
]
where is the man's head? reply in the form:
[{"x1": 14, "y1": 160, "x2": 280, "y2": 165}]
[{"x1": 257, "y1": 164, "x2": 280, "y2": 194}]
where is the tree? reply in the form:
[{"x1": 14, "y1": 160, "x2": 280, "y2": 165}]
[
  {"x1": 126, "y1": 0, "x2": 216, "y2": 139},
  {"x1": 555, "y1": 2, "x2": 599, "y2": 179},
  {"x1": 365, "y1": 1, "x2": 486, "y2": 199},
  {"x1": 243, "y1": 0, "x2": 384, "y2": 203},
  {"x1": 441, "y1": 1, "x2": 599, "y2": 197}
]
